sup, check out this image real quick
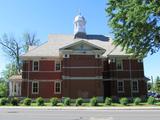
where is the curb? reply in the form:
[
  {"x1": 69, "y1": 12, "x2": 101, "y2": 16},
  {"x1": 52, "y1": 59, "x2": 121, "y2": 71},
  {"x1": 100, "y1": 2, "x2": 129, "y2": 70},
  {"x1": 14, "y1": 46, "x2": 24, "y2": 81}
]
[{"x1": 0, "y1": 106, "x2": 160, "y2": 110}]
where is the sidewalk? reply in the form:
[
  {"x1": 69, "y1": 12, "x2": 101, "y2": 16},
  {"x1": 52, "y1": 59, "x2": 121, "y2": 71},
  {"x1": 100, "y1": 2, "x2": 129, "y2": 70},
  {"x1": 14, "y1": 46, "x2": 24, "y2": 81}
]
[{"x1": 0, "y1": 106, "x2": 160, "y2": 110}]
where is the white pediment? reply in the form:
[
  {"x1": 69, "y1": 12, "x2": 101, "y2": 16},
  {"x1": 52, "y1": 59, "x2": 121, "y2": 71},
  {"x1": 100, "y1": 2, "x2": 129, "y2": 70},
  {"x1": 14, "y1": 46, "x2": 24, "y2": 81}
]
[{"x1": 59, "y1": 40, "x2": 105, "y2": 51}]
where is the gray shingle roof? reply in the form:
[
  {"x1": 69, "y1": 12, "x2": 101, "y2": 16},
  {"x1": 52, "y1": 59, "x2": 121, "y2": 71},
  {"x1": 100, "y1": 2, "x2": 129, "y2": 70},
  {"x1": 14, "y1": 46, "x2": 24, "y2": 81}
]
[{"x1": 20, "y1": 34, "x2": 130, "y2": 59}]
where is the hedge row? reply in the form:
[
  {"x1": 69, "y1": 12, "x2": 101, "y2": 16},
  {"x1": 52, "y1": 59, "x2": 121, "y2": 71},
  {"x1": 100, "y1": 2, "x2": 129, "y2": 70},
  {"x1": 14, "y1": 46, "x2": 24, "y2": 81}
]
[{"x1": 0, "y1": 96, "x2": 156, "y2": 106}]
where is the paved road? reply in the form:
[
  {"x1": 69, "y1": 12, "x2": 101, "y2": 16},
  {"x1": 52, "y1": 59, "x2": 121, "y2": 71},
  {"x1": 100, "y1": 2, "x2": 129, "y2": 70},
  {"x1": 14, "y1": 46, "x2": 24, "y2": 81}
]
[{"x1": 0, "y1": 108, "x2": 159, "y2": 120}]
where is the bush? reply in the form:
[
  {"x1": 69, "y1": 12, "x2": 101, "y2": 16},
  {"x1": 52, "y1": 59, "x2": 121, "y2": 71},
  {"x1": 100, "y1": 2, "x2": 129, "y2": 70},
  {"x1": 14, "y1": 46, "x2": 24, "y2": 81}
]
[
  {"x1": 23, "y1": 98, "x2": 32, "y2": 106},
  {"x1": 50, "y1": 97, "x2": 58, "y2": 106},
  {"x1": 147, "y1": 96, "x2": 155, "y2": 105},
  {"x1": 75, "y1": 98, "x2": 83, "y2": 106},
  {"x1": 0, "y1": 97, "x2": 8, "y2": 105},
  {"x1": 90, "y1": 97, "x2": 98, "y2": 106},
  {"x1": 119, "y1": 97, "x2": 128, "y2": 106},
  {"x1": 105, "y1": 97, "x2": 112, "y2": 106},
  {"x1": 134, "y1": 97, "x2": 141, "y2": 105},
  {"x1": 36, "y1": 97, "x2": 44, "y2": 106},
  {"x1": 11, "y1": 97, "x2": 19, "y2": 106},
  {"x1": 64, "y1": 97, "x2": 71, "y2": 106}
]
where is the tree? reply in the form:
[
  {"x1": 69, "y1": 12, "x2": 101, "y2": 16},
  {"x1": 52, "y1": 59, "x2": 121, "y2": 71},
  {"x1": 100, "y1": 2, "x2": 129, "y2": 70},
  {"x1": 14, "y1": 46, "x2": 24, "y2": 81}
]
[
  {"x1": 106, "y1": 0, "x2": 160, "y2": 58},
  {"x1": 1, "y1": 63, "x2": 17, "y2": 81},
  {"x1": 23, "y1": 32, "x2": 40, "y2": 52},
  {"x1": 0, "y1": 33, "x2": 39, "y2": 75},
  {"x1": 0, "y1": 80, "x2": 8, "y2": 97},
  {"x1": 0, "y1": 34, "x2": 22, "y2": 73},
  {"x1": 155, "y1": 76, "x2": 160, "y2": 93}
]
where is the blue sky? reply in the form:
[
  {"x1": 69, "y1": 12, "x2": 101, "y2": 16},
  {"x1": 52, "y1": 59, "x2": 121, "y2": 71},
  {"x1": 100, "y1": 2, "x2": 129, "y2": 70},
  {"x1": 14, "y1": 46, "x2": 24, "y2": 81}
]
[{"x1": 0, "y1": 0, "x2": 159, "y2": 80}]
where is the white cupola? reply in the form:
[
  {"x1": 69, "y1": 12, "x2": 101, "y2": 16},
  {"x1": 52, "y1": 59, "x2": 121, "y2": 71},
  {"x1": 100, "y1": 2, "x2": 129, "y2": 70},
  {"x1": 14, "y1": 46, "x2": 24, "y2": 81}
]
[{"x1": 74, "y1": 13, "x2": 86, "y2": 35}]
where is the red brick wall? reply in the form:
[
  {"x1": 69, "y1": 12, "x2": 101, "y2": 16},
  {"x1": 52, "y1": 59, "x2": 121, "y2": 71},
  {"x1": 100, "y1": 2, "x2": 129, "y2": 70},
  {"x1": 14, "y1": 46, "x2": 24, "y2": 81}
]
[
  {"x1": 62, "y1": 55, "x2": 102, "y2": 77},
  {"x1": 63, "y1": 55, "x2": 102, "y2": 67},
  {"x1": 62, "y1": 80, "x2": 103, "y2": 98},
  {"x1": 63, "y1": 68, "x2": 103, "y2": 77},
  {"x1": 103, "y1": 59, "x2": 144, "y2": 79},
  {"x1": 39, "y1": 61, "x2": 55, "y2": 71},
  {"x1": 22, "y1": 72, "x2": 62, "y2": 80},
  {"x1": 22, "y1": 60, "x2": 61, "y2": 80},
  {"x1": 21, "y1": 81, "x2": 62, "y2": 98}
]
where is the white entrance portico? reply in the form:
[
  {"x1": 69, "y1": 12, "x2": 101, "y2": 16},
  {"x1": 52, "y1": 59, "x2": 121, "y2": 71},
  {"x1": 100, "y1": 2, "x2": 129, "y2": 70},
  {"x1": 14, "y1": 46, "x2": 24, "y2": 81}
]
[{"x1": 9, "y1": 75, "x2": 22, "y2": 97}]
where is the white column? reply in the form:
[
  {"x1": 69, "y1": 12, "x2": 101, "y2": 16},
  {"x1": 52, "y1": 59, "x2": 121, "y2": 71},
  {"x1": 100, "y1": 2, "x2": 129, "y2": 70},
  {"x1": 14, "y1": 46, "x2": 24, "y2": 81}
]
[
  {"x1": 16, "y1": 83, "x2": 18, "y2": 96},
  {"x1": 9, "y1": 81, "x2": 12, "y2": 96},
  {"x1": 12, "y1": 82, "x2": 14, "y2": 96},
  {"x1": 19, "y1": 82, "x2": 21, "y2": 96}
]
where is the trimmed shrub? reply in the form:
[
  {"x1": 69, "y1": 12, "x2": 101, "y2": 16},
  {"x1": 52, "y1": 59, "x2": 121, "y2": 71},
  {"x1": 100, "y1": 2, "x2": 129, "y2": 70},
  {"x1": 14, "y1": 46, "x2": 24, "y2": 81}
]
[
  {"x1": 11, "y1": 97, "x2": 19, "y2": 106},
  {"x1": 36, "y1": 97, "x2": 44, "y2": 106},
  {"x1": 90, "y1": 97, "x2": 98, "y2": 106},
  {"x1": 75, "y1": 98, "x2": 83, "y2": 106},
  {"x1": 111, "y1": 96, "x2": 119, "y2": 103},
  {"x1": 119, "y1": 97, "x2": 128, "y2": 106},
  {"x1": 105, "y1": 97, "x2": 112, "y2": 106},
  {"x1": 134, "y1": 97, "x2": 141, "y2": 105},
  {"x1": 23, "y1": 98, "x2": 32, "y2": 106},
  {"x1": 147, "y1": 96, "x2": 155, "y2": 105},
  {"x1": 50, "y1": 97, "x2": 58, "y2": 106},
  {"x1": 0, "y1": 97, "x2": 8, "y2": 105},
  {"x1": 64, "y1": 97, "x2": 71, "y2": 106}
]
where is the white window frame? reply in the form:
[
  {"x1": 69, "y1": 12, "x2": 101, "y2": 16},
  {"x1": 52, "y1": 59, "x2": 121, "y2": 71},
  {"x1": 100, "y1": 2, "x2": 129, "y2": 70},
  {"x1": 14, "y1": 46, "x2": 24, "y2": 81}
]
[
  {"x1": 55, "y1": 61, "x2": 61, "y2": 71},
  {"x1": 137, "y1": 59, "x2": 143, "y2": 63},
  {"x1": 32, "y1": 81, "x2": 39, "y2": 94},
  {"x1": 132, "y1": 80, "x2": 139, "y2": 93},
  {"x1": 54, "y1": 81, "x2": 61, "y2": 94},
  {"x1": 63, "y1": 54, "x2": 70, "y2": 58},
  {"x1": 95, "y1": 54, "x2": 101, "y2": 59},
  {"x1": 32, "y1": 60, "x2": 39, "y2": 71},
  {"x1": 117, "y1": 80, "x2": 124, "y2": 93},
  {"x1": 108, "y1": 58, "x2": 115, "y2": 64},
  {"x1": 116, "y1": 59, "x2": 123, "y2": 70}
]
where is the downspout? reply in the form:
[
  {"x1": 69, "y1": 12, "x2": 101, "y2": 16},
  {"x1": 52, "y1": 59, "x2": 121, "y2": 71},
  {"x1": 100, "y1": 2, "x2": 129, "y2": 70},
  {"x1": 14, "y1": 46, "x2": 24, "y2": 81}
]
[
  {"x1": 27, "y1": 60, "x2": 30, "y2": 97},
  {"x1": 129, "y1": 58, "x2": 132, "y2": 97}
]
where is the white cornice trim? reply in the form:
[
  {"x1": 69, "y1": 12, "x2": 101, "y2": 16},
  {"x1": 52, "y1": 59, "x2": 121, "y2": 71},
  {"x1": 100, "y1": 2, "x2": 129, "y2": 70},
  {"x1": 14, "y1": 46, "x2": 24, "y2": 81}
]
[
  {"x1": 62, "y1": 76, "x2": 103, "y2": 80},
  {"x1": 63, "y1": 66, "x2": 103, "y2": 69}
]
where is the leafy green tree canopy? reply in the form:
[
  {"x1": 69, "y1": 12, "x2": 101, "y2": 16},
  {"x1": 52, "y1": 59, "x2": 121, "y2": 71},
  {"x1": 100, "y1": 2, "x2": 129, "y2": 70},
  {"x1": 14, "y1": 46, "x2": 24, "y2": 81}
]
[
  {"x1": 106, "y1": 0, "x2": 160, "y2": 58},
  {"x1": 0, "y1": 81, "x2": 8, "y2": 97}
]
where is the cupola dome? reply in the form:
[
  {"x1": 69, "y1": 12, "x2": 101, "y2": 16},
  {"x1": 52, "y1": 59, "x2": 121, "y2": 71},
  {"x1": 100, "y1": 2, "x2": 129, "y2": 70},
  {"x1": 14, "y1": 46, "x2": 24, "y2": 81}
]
[{"x1": 74, "y1": 14, "x2": 86, "y2": 36}]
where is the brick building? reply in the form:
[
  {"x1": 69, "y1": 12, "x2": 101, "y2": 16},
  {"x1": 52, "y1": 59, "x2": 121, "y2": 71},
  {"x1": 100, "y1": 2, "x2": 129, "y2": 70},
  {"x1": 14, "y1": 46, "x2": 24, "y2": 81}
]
[{"x1": 9, "y1": 14, "x2": 147, "y2": 99}]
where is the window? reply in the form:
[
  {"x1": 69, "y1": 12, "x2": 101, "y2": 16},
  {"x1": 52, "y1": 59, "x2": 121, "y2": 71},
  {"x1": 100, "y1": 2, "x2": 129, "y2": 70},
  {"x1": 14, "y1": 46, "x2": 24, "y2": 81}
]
[
  {"x1": 138, "y1": 59, "x2": 143, "y2": 63},
  {"x1": 55, "y1": 61, "x2": 61, "y2": 71},
  {"x1": 132, "y1": 80, "x2": 139, "y2": 92},
  {"x1": 95, "y1": 54, "x2": 101, "y2": 58},
  {"x1": 33, "y1": 61, "x2": 39, "y2": 71},
  {"x1": 63, "y1": 54, "x2": 70, "y2": 58},
  {"x1": 116, "y1": 59, "x2": 123, "y2": 70},
  {"x1": 32, "y1": 81, "x2": 39, "y2": 94},
  {"x1": 117, "y1": 81, "x2": 124, "y2": 93},
  {"x1": 54, "y1": 81, "x2": 61, "y2": 94}
]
